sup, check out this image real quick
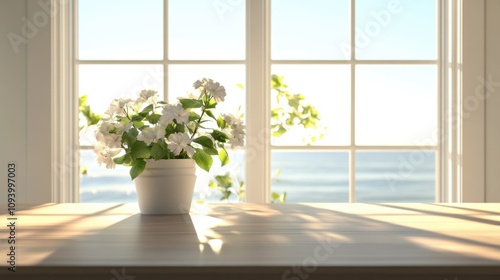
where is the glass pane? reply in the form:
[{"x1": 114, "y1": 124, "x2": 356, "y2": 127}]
[
  {"x1": 271, "y1": 151, "x2": 349, "y2": 202},
  {"x1": 196, "y1": 150, "x2": 245, "y2": 203},
  {"x1": 271, "y1": 0, "x2": 350, "y2": 60},
  {"x1": 80, "y1": 150, "x2": 136, "y2": 202},
  {"x1": 168, "y1": 65, "x2": 245, "y2": 115},
  {"x1": 355, "y1": 65, "x2": 437, "y2": 146},
  {"x1": 355, "y1": 0, "x2": 437, "y2": 60},
  {"x1": 271, "y1": 65, "x2": 350, "y2": 146},
  {"x1": 78, "y1": 64, "x2": 164, "y2": 146},
  {"x1": 169, "y1": 0, "x2": 245, "y2": 60},
  {"x1": 79, "y1": 0, "x2": 163, "y2": 60},
  {"x1": 355, "y1": 151, "x2": 435, "y2": 202}
]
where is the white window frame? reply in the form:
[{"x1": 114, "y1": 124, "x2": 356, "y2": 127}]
[{"x1": 46, "y1": 0, "x2": 487, "y2": 203}]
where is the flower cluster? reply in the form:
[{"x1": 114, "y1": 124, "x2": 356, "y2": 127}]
[{"x1": 94, "y1": 78, "x2": 245, "y2": 180}]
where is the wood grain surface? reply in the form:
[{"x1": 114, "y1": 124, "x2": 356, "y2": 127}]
[{"x1": 1, "y1": 203, "x2": 499, "y2": 279}]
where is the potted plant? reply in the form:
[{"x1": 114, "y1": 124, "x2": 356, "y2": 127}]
[{"x1": 93, "y1": 78, "x2": 245, "y2": 214}]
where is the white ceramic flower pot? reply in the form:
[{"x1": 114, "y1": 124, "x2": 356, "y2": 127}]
[{"x1": 134, "y1": 159, "x2": 196, "y2": 215}]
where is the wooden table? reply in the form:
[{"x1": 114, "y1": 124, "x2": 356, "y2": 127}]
[{"x1": 1, "y1": 203, "x2": 499, "y2": 279}]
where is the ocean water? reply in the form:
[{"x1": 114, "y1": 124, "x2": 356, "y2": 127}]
[{"x1": 80, "y1": 150, "x2": 435, "y2": 203}]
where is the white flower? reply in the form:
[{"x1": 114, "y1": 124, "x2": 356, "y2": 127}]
[
  {"x1": 167, "y1": 133, "x2": 195, "y2": 157},
  {"x1": 228, "y1": 134, "x2": 245, "y2": 149},
  {"x1": 139, "y1": 89, "x2": 158, "y2": 101},
  {"x1": 137, "y1": 126, "x2": 166, "y2": 146},
  {"x1": 103, "y1": 98, "x2": 131, "y2": 119},
  {"x1": 206, "y1": 81, "x2": 226, "y2": 102},
  {"x1": 159, "y1": 104, "x2": 191, "y2": 125},
  {"x1": 94, "y1": 142, "x2": 120, "y2": 169},
  {"x1": 223, "y1": 114, "x2": 245, "y2": 148},
  {"x1": 115, "y1": 122, "x2": 133, "y2": 134},
  {"x1": 98, "y1": 121, "x2": 114, "y2": 134},
  {"x1": 103, "y1": 133, "x2": 122, "y2": 149},
  {"x1": 193, "y1": 78, "x2": 226, "y2": 102},
  {"x1": 117, "y1": 97, "x2": 133, "y2": 108},
  {"x1": 193, "y1": 78, "x2": 209, "y2": 90}
]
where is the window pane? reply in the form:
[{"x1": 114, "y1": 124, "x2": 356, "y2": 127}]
[
  {"x1": 168, "y1": 65, "x2": 245, "y2": 115},
  {"x1": 79, "y1": 0, "x2": 163, "y2": 60},
  {"x1": 355, "y1": 151, "x2": 435, "y2": 202},
  {"x1": 355, "y1": 65, "x2": 437, "y2": 146},
  {"x1": 78, "y1": 64, "x2": 164, "y2": 146},
  {"x1": 168, "y1": 0, "x2": 245, "y2": 60},
  {"x1": 355, "y1": 0, "x2": 437, "y2": 60},
  {"x1": 196, "y1": 150, "x2": 245, "y2": 203},
  {"x1": 271, "y1": 65, "x2": 350, "y2": 146},
  {"x1": 80, "y1": 150, "x2": 136, "y2": 202},
  {"x1": 79, "y1": 65, "x2": 164, "y2": 114},
  {"x1": 271, "y1": 0, "x2": 350, "y2": 60},
  {"x1": 271, "y1": 151, "x2": 349, "y2": 202}
]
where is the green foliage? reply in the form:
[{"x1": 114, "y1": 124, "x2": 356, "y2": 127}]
[
  {"x1": 79, "y1": 95, "x2": 101, "y2": 131},
  {"x1": 208, "y1": 172, "x2": 245, "y2": 201},
  {"x1": 193, "y1": 149, "x2": 213, "y2": 172},
  {"x1": 271, "y1": 74, "x2": 326, "y2": 144},
  {"x1": 130, "y1": 159, "x2": 146, "y2": 180}
]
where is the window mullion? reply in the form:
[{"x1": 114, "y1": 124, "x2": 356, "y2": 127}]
[
  {"x1": 245, "y1": 0, "x2": 271, "y2": 203},
  {"x1": 164, "y1": 0, "x2": 169, "y2": 101},
  {"x1": 349, "y1": 0, "x2": 356, "y2": 203}
]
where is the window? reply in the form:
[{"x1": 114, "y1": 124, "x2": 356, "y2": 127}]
[{"x1": 77, "y1": 0, "x2": 440, "y2": 203}]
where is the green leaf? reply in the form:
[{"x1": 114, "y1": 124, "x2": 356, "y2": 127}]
[
  {"x1": 150, "y1": 142, "x2": 166, "y2": 160},
  {"x1": 165, "y1": 123, "x2": 176, "y2": 136},
  {"x1": 205, "y1": 110, "x2": 216, "y2": 120},
  {"x1": 140, "y1": 104, "x2": 154, "y2": 114},
  {"x1": 203, "y1": 147, "x2": 219, "y2": 156},
  {"x1": 179, "y1": 99, "x2": 202, "y2": 108},
  {"x1": 113, "y1": 154, "x2": 126, "y2": 164},
  {"x1": 131, "y1": 141, "x2": 151, "y2": 159},
  {"x1": 122, "y1": 130, "x2": 138, "y2": 146},
  {"x1": 206, "y1": 99, "x2": 217, "y2": 109},
  {"x1": 211, "y1": 130, "x2": 229, "y2": 142},
  {"x1": 122, "y1": 154, "x2": 133, "y2": 166},
  {"x1": 147, "y1": 113, "x2": 161, "y2": 124},
  {"x1": 218, "y1": 148, "x2": 229, "y2": 166},
  {"x1": 193, "y1": 149, "x2": 213, "y2": 172},
  {"x1": 189, "y1": 111, "x2": 201, "y2": 122},
  {"x1": 133, "y1": 121, "x2": 145, "y2": 129},
  {"x1": 131, "y1": 115, "x2": 144, "y2": 122},
  {"x1": 193, "y1": 136, "x2": 214, "y2": 149},
  {"x1": 272, "y1": 192, "x2": 280, "y2": 201},
  {"x1": 216, "y1": 116, "x2": 226, "y2": 129},
  {"x1": 272, "y1": 126, "x2": 287, "y2": 137},
  {"x1": 130, "y1": 159, "x2": 146, "y2": 180}
]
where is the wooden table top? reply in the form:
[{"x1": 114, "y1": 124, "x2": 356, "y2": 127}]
[{"x1": 1, "y1": 203, "x2": 500, "y2": 279}]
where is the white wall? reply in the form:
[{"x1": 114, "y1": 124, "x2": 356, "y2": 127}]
[
  {"x1": 485, "y1": 0, "x2": 500, "y2": 202},
  {"x1": 0, "y1": 0, "x2": 29, "y2": 204},
  {"x1": 26, "y1": 0, "x2": 52, "y2": 203},
  {"x1": 0, "y1": 0, "x2": 52, "y2": 204}
]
